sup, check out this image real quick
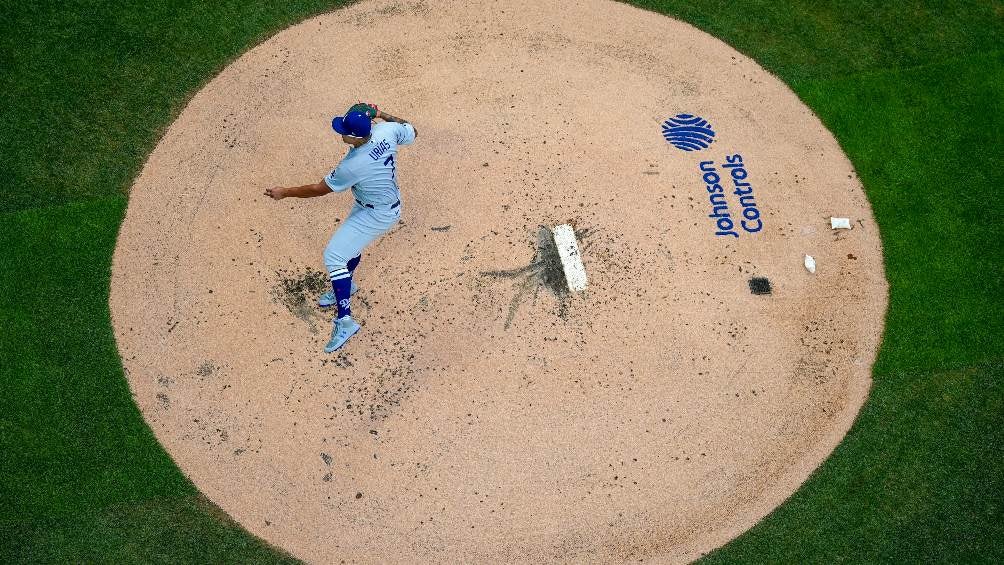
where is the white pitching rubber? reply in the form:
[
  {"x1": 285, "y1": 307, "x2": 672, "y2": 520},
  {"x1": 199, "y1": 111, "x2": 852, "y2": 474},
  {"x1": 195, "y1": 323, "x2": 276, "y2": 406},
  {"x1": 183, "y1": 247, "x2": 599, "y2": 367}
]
[
  {"x1": 830, "y1": 217, "x2": 852, "y2": 229},
  {"x1": 552, "y1": 224, "x2": 588, "y2": 292}
]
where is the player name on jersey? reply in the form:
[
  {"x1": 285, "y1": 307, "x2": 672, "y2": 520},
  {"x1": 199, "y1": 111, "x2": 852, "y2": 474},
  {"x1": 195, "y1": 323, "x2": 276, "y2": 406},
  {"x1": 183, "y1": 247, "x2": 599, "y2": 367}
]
[{"x1": 367, "y1": 139, "x2": 391, "y2": 161}]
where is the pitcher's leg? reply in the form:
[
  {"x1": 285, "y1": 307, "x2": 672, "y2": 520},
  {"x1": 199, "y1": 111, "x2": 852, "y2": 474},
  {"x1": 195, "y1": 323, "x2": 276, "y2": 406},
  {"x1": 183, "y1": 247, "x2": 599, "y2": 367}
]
[
  {"x1": 321, "y1": 207, "x2": 399, "y2": 353},
  {"x1": 323, "y1": 226, "x2": 368, "y2": 319},
  {"x1": 347, "y1": 254, "x2": 361, "y2": 294},
  {"x1": 318, "y1": 252, "x2": 361, "y2": 307}
]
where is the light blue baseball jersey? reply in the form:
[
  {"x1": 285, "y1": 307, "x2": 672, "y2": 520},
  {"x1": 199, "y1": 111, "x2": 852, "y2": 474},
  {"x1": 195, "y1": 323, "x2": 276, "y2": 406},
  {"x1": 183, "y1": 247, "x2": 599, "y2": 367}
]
[{"x1": 324, "y1": 122, "x2": 416, "y2": 206}]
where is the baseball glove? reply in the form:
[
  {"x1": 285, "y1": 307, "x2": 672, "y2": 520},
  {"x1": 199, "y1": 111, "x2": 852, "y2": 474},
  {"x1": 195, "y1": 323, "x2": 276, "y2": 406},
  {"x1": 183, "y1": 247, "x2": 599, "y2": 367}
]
[{"x1": 348, "y1": 102, "x2": 379, "y2": 120}]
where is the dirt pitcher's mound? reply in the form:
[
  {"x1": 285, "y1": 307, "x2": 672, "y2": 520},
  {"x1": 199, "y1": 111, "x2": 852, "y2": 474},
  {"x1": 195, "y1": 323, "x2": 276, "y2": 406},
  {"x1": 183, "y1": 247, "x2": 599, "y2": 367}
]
[{"x1": 110, "y1": 0, "x2": 888, "y2": 562}]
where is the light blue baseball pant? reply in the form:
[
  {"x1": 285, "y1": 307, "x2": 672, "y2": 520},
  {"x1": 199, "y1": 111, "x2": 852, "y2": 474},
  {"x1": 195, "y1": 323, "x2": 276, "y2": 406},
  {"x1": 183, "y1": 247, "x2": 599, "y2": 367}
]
[{"x1": 323, "y1": 202, "x2": 401, "y2": 316}]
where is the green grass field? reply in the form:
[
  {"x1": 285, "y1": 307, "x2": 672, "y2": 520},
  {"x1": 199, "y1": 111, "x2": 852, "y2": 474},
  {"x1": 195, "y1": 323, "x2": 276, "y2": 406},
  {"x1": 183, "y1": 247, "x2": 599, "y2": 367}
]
[{"x1": 2, "y1": 0, "x2": 1001, "y2": 562}]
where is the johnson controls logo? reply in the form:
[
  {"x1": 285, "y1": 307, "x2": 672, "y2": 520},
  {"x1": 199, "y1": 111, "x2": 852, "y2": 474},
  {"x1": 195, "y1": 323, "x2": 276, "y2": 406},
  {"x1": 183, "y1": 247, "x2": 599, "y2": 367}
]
[{"x1": 662, "y1": 114, "x2": 715, "y2": 151}]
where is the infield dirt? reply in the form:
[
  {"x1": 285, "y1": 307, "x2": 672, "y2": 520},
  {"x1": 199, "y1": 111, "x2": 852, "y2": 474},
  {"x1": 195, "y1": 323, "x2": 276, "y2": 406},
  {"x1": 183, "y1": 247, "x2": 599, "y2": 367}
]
[{"x1": 110, "y1": 0, "x2": 888, "y2": 561}]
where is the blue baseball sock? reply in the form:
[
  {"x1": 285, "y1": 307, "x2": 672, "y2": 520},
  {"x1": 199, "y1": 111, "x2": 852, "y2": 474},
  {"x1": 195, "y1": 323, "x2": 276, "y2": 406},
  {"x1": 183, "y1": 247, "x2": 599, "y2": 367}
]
[
  {"x1": 347, "y1": 254, "x2": 361, "y2": 273},
  {"x1": 329, "y1": 269, "x2": 353, "y2": 319}
]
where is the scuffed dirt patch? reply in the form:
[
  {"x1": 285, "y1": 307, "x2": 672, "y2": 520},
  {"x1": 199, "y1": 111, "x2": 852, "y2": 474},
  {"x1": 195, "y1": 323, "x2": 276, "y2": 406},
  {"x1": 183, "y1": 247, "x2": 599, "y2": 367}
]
[
  {"x1": 269, "y1": 267, "x2": 329, "y2": 333},
  {"x1": 482, "y1": 225, "x2": 593, "y2": 328}
]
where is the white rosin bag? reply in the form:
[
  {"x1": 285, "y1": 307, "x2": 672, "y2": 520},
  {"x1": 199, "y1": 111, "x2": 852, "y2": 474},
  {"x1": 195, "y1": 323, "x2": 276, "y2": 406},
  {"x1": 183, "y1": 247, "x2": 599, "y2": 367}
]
[{"x1": 831, "y1": 217, "x2": 852, "y2": 229}]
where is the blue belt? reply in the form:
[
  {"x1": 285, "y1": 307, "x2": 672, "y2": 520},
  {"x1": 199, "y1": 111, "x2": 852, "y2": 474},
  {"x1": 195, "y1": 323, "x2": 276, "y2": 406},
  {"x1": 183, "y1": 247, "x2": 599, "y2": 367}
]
[{"x1": 356, "y1": 199, "x2": 400, "y2": 210}]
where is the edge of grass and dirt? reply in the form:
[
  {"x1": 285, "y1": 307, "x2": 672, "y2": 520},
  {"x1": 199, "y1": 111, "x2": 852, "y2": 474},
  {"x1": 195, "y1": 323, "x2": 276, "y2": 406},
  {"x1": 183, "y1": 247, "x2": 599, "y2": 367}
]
[{"x1": 2, "y1": 1, "x2": 1001, "y2": 562}]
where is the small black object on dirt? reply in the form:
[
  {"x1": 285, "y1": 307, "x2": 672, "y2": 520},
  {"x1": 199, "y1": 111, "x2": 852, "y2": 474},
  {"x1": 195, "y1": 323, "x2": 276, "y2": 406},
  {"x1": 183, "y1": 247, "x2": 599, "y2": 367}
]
[{"x1": 749, "y1": 277, "x2": 772, "y2": 295}]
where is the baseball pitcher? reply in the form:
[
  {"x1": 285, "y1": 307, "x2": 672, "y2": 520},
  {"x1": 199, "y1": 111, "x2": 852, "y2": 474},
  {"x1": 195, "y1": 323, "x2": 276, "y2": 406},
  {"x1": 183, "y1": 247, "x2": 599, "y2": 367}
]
[{"x1": 266, "y1": 103, "x2": 417, "y2": 353}]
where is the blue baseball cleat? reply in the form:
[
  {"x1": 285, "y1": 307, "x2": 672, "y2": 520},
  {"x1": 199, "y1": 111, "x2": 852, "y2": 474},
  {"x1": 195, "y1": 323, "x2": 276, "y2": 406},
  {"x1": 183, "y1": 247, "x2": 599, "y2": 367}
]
[
  {"x1": 318, "y1": 281, "x2": 358, "y2": 307},
  {"x1": 325, "y1": 316, "x2": 361, "y2": 353}
]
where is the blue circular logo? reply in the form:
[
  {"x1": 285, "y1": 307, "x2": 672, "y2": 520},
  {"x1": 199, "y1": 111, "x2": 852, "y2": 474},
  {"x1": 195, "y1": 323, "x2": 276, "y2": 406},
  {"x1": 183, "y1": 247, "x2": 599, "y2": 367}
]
[{"x1": 662, "y1": 114, "x2": 716, "y2": 151}]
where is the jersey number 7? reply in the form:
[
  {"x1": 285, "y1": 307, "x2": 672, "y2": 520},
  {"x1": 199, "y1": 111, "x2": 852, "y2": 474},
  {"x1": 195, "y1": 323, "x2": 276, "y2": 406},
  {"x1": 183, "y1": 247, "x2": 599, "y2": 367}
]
[{"x1": 384, "y1": 155, "x2": 396, "y2": 181}]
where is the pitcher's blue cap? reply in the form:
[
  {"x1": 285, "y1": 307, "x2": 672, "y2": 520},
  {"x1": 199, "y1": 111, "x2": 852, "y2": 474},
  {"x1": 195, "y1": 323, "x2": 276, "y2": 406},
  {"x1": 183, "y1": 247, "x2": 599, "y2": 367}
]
[{"x1": 332, "y1": 110, "x2": 371, "y2": 138}]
